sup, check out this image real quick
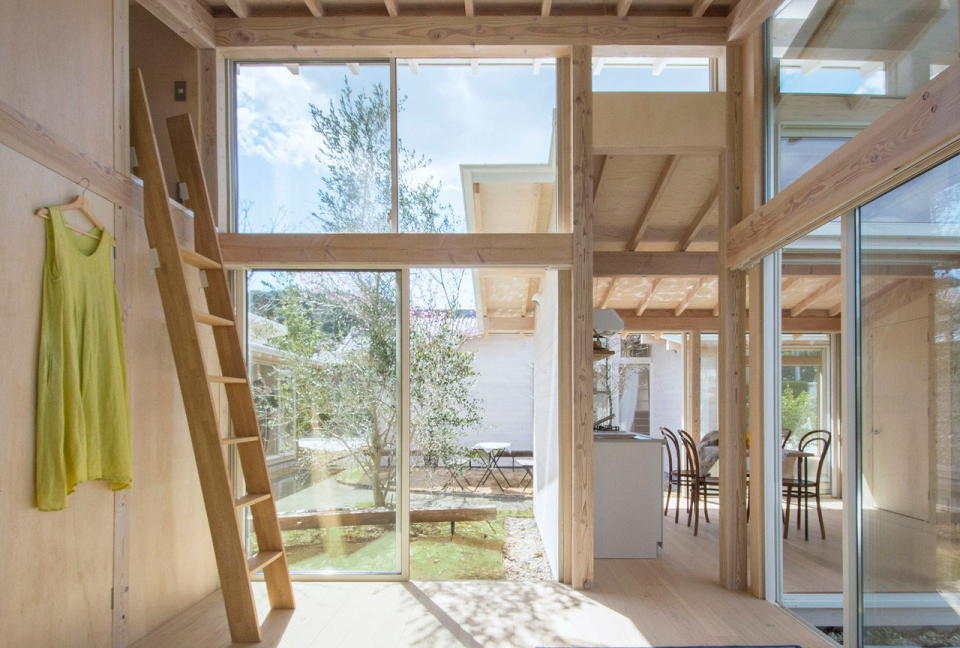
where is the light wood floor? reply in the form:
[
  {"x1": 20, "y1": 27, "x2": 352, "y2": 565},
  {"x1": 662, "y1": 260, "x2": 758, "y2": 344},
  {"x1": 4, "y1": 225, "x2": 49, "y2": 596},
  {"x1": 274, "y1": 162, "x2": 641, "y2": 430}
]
[{"x1": 131, "y1": 502, "x2": 834, "y2": 648}]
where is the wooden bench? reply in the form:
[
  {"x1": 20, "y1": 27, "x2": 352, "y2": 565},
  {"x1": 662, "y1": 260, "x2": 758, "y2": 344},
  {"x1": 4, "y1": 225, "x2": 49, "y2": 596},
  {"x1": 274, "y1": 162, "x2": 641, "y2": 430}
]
[{"x1": 278, "y1": 506, "x2": 497, "y2": 535}]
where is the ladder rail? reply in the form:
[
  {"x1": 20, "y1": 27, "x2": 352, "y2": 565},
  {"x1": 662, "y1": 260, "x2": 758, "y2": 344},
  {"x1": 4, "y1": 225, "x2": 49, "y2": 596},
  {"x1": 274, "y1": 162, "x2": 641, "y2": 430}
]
[{"x1": 131, "y1": 68, "x2": 294, "y2": 643}]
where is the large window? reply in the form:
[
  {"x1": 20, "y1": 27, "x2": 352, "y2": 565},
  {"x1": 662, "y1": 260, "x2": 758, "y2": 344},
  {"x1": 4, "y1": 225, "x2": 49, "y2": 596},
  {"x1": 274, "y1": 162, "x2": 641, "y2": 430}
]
[
  {"x1": 591, "y1": 57, "x2": 712, "y2": 92},
  {"x1": 234, "y1": 59, "x2": 557, "y2": 235}
]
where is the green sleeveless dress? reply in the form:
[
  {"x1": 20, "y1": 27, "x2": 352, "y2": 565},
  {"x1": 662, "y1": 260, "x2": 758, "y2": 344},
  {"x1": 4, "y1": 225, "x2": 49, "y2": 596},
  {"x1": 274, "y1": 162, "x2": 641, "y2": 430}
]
[{"x1": 36, "y1": 206, "x2": 131, "y2": 511}]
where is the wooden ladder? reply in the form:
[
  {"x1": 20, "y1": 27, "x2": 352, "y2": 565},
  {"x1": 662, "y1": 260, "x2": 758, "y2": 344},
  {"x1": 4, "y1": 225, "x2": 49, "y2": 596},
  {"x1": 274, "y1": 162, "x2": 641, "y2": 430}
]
[{"x1": 129, "y1": 68, "x2": 294, "y2": 643}]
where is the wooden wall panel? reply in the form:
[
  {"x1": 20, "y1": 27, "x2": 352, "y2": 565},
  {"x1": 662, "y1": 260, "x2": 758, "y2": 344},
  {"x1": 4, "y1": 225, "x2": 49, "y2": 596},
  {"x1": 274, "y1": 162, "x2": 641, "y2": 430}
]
[{"x1": 0, "y1": 2, "x2": 218, "y2": 646}]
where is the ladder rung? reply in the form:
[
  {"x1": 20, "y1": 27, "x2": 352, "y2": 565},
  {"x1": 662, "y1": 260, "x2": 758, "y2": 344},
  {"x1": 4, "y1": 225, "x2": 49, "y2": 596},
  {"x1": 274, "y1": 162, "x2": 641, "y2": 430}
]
[
  {"x1": 207, "y1": 375, "x2": 247, "y2": 384},
  {"x1": 247, "y1": 551, "x2": 283, "y2": 575},
  {"x1": 221, "y1": 435, "x2": 260, "y2": 445},
  {"x1": 235, "y1": 493, "x2": 272, "y2": 508},
  {"x1": 194, "y1": 310, "x2": 234, "y2": 327},
  {"x1": 179, "y1": 246, "x2": 221, "y2": 270}
]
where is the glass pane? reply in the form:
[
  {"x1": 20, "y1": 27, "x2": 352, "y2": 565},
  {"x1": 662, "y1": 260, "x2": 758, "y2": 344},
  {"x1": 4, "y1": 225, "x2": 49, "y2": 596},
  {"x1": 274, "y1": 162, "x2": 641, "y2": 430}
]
[
  {"x1": 859, "y1": 154, "x2": 960, "y2": 643},
  {"x1": 780, "y1": 224, "x2": 843, "y2": 635},
  {"x1": 591, "y1": 57, "x2": 711, "y2": 92},
  {"x1": 236, "y1": 62, "x2": 392, "y2": 233},
  {"x1": 407, "y1": 267, "x2": 550, "y2": 580},
  {"x1": 246, "y1": 270, "x2": 401, "y2": 574},
  {"x1": 396, "y1": 59, "x2": 557, "y2": 233}
]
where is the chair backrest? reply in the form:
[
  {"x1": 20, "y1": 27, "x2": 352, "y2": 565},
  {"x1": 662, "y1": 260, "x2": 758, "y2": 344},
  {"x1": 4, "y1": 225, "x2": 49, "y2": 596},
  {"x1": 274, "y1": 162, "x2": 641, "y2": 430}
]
[
  {"x1": 798, "y1": 429, "x2": 831, "y2": 485},
  {"x1": 677, "y1": 430, "x2": 702, "y2": 478},
  {"x1": 781, "y1": 427, "x2": 793, "y2": 449},
  {"x1": 660, "y1": 427, "x2": 683, "y2": 475}
]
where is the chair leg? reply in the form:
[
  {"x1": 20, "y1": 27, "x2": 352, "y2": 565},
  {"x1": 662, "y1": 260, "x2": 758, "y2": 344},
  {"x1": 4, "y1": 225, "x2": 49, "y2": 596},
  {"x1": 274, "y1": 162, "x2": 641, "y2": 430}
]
[
  {"x1": 796, "y1": 484, "x2": 802, "y2": 530},
  {"x1": 664, "y1": 480, "x2": 672, "y2": 516},
  {"x1": 693, "y1": 484, "x2": 700, "y2": 536},
  {"x1": 686, "y1": 480, "x2": 694, "y2": 527},
  {"x1": 675, "y1": 481, "x2": 682, "y2": 524},
  {"x1": 703, "y1": 487, "x2": 711, "y2": 524},
  {"x1": 815, "y1": 486, "x2": 826, "y2": 540}
]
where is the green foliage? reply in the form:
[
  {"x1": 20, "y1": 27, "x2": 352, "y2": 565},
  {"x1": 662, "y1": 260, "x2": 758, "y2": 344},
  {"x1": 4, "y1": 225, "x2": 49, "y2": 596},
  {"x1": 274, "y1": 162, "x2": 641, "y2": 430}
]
[{"x1": 781, "y1": 384, "x2": 815, "y2": 440}]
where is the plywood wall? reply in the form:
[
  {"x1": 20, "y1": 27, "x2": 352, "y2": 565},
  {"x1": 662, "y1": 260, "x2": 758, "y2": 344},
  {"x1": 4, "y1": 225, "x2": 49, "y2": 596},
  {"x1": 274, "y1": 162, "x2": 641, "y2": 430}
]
[{"x1": 0, "y1": 1, "x2": 218, "y2": 646}]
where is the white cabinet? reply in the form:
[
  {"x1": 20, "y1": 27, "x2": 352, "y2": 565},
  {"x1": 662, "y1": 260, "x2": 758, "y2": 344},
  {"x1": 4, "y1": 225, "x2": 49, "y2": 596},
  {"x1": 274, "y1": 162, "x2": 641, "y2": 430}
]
[{"x1": 593, "y1": 434, "x2": 664, "y2": 559}]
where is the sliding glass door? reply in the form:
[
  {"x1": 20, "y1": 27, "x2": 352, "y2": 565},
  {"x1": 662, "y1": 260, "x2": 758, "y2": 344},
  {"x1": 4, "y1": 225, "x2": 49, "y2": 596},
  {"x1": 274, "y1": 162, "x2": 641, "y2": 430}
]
[
  {"x1": 245, "y1": 269, "x2": 404, "y2": 576},
  {"x1": 857, "y1": 154, "x2": 960, "y2": 644}
]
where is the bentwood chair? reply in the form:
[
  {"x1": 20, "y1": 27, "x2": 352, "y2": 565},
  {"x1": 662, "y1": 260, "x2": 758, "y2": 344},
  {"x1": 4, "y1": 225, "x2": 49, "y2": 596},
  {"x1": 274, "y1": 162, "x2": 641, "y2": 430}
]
[
  {"x1": 783, "y1": 429, "x2": 831, "y2": 540},
  {"x1": 678, "y1": 430, "x2": 719, "y2": 536},
  {"x1": 660, "y1": 428, "x2": 692, "y2": 524}
]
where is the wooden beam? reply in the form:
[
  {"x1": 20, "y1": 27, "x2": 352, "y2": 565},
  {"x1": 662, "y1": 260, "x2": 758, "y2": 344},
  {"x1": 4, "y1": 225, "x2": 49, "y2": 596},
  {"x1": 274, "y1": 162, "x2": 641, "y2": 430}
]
[
  {"x1": 629, "y1": 155, "x2": 680, "y2": 250},
  {"x1": 691, "y1": 0, "x2": 714, "y2": 17},
  {"x1": 617, "y1": 310, "x2": 840, "y2": 333},
  {"x1": 594, "y1": 92, "x2": 725, "y2": 155},
  {"x1": 304, "y1": 0, "x2": 324, "y2": 17},
  {"x1": 616, "y1": 0, "x2": 633, "y2": 17},
  {"x1": 594, "y1": 251, "x2": 718, "y2": 276},
  {"x1": 789, "y1": 278, "x2": 838, "y2": 317},
  {"x1": 215, "y1": 16, "x2": 728, "y2": 48},
  {"x1": 727, "y1": 0, "x2": 781, "y2": 42},
  {"x1": 678, "y1": 189, "x2": 718, "y2": 251},
  {"x1": 719, "y1": 42, "x2": 748, "y2": 592},
  {"x1": 674, "y1": 278, "x2": 705, "y2": 316},
  {"x1": 464, "y1": 0, "x2": 474, "y2": 16},
  {"x1": 782, "y1": 0, "x2": 836, "y2": 58},
  {"x1": 384, "y1": 0, "x2": 399, "y2": 16},
  {"x1": 635, "y1": 278, "x2": 662, "y2": 316},
  {"x1": 571, "y1": 45, "x2": 595, "y2": 591},
  {"x1": 599, "y1": 276, "x2": 618, "y2": 309},
  {"x1": 137, "y1": 0, "x2": 215, "y2": 48},
  {"x1": 540, "y1": 0, "x2": 551, "y2": 16},
  {"x1": 484, "y1": 316, "x2": 536, "y2": 332},
  {"x1": 729, "y1": 63, "x2": 960, "y2": 270},
  {"x1": 219, "y1": 233, "x2": 573, "y2": 268},
  {"x1": 684, "y1": 331, "x2": 702, "y2": 441},
  {"x1": 0, "y1": 97, "x2": 141, "y2": 209},
  {"x1": 223, "y1": 0, "x2": 251, "y2": 18}
]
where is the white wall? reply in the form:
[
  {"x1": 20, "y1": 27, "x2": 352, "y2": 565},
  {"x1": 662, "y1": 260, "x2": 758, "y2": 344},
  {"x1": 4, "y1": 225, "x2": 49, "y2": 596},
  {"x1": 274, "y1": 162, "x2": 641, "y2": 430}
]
[
  {"x1": 649, "y1": 341, "x2": 685, "y2": 437},
  {"x1": 460, "y1": 333, "x2": 535, "y2": 452}
]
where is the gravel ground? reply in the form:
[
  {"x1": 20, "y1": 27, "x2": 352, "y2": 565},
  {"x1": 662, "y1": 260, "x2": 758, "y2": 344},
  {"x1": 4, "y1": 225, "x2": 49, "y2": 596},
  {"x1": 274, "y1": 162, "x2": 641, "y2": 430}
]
[{"x1": 502, "y1": 517, "x2": 553, "y2": 581}]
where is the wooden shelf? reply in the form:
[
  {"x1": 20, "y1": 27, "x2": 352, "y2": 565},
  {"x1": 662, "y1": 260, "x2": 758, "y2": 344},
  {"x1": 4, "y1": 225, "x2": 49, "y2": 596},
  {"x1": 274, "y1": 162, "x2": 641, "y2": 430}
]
[{"x1": 593, "y1": 348, "x2": 615, "y2": 361}]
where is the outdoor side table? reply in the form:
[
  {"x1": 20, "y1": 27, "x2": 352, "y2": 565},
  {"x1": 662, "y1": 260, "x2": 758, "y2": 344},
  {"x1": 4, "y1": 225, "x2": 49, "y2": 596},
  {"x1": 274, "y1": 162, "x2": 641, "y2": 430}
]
[{"x1": 472, "y1": 442, "x2": 511, "y2": 492}]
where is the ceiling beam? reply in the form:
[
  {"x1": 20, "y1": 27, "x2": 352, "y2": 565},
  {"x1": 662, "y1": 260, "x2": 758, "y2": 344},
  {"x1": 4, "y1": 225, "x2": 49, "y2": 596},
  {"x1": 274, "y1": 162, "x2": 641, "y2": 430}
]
[
  {"x1": 782, "y1": 0, "x2": 836, "y2": 59},
  {"x1": 727, "y1": 0, "x2": 781, "y2": 42},
  {"x1": 628, "y1": 154, "x2": 680, "y2": 250},
  {"x1": 728, "y1": 63, "x2": 960, "y2": 270},
  {"x1": 616, "y1": 0, "x2": 633, "y2": 18},
  {"x1": 674, "y1": 277, "x2": 705, "y2": 316},
  {"x1": 137, "y1": 0, "x2": 215, "y2": 48},
  {"x1": 600, "y1": 277, "x2": 620, "y2": 309},
  {"x1": 485, "y1": 316, "x2": 535, "y2": 333},
  {"x1": 215, "y1": 15, "x2": 728, "y2": 48},
  {"x1": 304, "y1": 0, "x2": 324, "y2": 16},
  {"x1": 220, "y1": 233, "x2": 573, "y2": 268},
  {"x1": 690, "y1": 0, "x2": 714, "y2": 17},
  {"x1": 223, "y1": 0, "x2": 251, "y2": 18},
  {"x1": 540, "y1": 0, "x2": 551, "y2": 16},
  {"x1": 789, "y1": 278, "x2": 838, "y2": 317},
  {"x1": 618, "y1": 310, "x2": 840, "y2": 333},
  {"x1": 594, "y1": 251, "x2": 718, "y2": 276},
  {"x1": 635, "y1": 278, "x2": 663, "y2": 316},
  {"x1": 384, "y1": 0, "x2": 399, "y2": 16},
  {"x1": 678, "y1": 189, "x2": 718, "y2": 251},
  {"x1": 464, "y1": 0, "x2": 475, "y2": 16}
]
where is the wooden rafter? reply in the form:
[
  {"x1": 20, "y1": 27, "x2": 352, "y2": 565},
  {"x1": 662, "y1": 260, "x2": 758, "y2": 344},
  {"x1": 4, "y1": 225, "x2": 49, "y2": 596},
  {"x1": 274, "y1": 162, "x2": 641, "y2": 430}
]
[
  {"x1": 789, "y1": 278, "x2": 838, "y2": 317},
  {"x1": 675, "y1": 277, "x2": 705, "y2": 316},
  {"x1": 727, "y1": 0, "x2": 782, "y2": 42},
  {"x1": 619, "y1": 311, "x2": 840, "y2": 333},
  {"x1": 783, "y1": 0, "x2": 836, "y2": 59},
  {"x1": 223, "y1": 0, "x2": 251, "y2": 18},
  {"x1": 464, "y1": 0, "x2": 475, "y2": 16},
  {"x1": 691, "y1": 0, "x2": 714, "y2": 17},
  {"x1": 384, "y1": 0, "x2": 399, "y2": 16},
  {"x1": 304, "y1": 0, "x2": 324, "y2": 17},
  {"x1": 137, "y1": 0, "x2": 215, "y2": 48},
  {"x1": 594, "y1": 251, "x2": 717, "y2": 277},
  {"x1": 592, "y1": 155, "x2": 607, "y2": 201},
  {"x1": 540, "y1": 0, "x2": 551, "y2": 16},
  {"x1": 214, "y1": 16, "x2": 728, "y2": 48},
  {"x1": 828, "y1": 301, "x2": 841, "y2": 317},
  {"x1": 678, "y1": 188, "x2": 718, "y2": 251},
  {"x1": 629, "y1": 154, "x2": 680, "y2": 250},
  {"x1": 635, "y1": 278, "x2": 663, "y2": 316},
  {"x1": 616, "y1": 0, "x2": 633, "y2": 17},
  {"x1": 600, "y1": 277, "x2": 619, "y2": 309}
]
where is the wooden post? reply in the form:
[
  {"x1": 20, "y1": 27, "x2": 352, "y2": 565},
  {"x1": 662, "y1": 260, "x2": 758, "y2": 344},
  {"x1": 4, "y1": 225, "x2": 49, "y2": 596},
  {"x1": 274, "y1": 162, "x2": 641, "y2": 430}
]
[
  {"x1": 719, "y1": 42, "x2": 749, "y2": 592},
  {"x1": 571, "y1": 44, "x2": 595, "y2": 590},
  {"x1": 685, "y1": 331, "x2": 702, "y2": 442}
]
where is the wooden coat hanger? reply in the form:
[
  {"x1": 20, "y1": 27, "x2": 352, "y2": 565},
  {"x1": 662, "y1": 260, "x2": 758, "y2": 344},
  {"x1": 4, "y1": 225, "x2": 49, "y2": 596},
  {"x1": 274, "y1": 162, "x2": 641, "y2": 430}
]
[{"x1": 34, "y1": 178, "x2": 116, "y2": 247}]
